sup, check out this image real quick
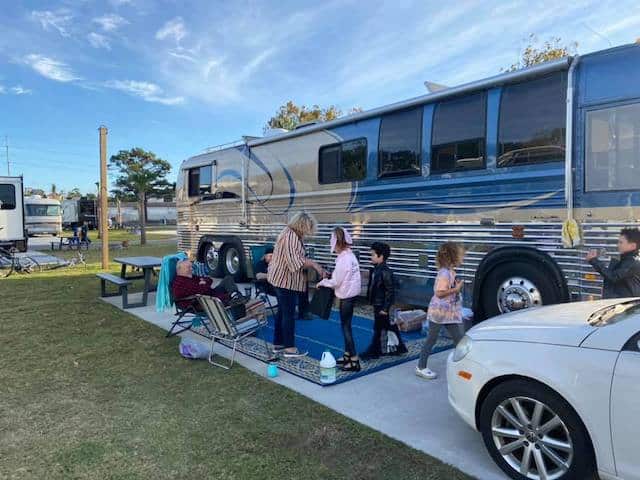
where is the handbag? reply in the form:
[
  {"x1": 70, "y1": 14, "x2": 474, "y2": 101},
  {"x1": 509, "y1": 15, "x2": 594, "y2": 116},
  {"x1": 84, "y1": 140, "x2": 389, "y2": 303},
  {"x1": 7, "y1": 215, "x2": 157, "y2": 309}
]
[{"x1": 309, "y1": 286, "x2": 335, "y2": 319}]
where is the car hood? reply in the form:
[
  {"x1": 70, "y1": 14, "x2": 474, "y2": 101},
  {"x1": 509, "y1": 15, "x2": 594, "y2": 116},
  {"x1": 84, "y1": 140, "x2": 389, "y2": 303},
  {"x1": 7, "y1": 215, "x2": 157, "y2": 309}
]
[{"x1": 467, "y1": 299, "x2": 627, "y2": 347}]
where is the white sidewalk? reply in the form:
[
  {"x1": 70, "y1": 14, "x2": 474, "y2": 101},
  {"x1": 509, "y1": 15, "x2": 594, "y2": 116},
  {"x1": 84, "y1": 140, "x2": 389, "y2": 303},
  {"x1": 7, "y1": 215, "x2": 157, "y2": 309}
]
[{"x1": 102, "y1": 291, "x2": 506, "y2": 480}]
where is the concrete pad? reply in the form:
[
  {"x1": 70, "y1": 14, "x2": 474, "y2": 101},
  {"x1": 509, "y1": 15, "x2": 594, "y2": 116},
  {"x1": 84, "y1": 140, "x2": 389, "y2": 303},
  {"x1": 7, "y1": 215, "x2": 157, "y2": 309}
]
[{"x1": 102, "y1": 291, "x2": 506, "y2": 480}]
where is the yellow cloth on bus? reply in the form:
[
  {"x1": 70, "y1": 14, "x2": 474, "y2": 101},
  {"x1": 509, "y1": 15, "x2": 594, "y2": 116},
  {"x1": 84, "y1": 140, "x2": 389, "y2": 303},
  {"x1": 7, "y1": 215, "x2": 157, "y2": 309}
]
[{"x1": 562, "y1": 219, "x2": 581, "y2": 248}]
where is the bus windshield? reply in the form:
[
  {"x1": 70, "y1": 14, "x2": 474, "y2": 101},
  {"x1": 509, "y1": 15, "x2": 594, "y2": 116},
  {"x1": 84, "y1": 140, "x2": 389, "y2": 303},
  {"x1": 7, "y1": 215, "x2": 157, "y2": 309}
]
[{"x1": 26, "y1": 205, "x2": 61, "y2": 216}]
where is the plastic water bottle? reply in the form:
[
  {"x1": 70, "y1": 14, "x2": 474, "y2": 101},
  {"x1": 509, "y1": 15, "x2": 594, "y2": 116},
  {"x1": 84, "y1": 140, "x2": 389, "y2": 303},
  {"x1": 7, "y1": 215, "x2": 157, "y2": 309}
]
[{"x1": 319, "y1": 350, "x2": 337, "y2": 384}]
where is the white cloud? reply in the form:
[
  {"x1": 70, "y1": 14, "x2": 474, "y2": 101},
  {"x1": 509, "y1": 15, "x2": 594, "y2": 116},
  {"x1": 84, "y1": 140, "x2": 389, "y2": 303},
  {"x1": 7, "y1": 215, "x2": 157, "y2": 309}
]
[
  {"x1": 105, "y1": 80, "x2": 184, "y2": 105},
  {"x1": 87, "y1": 32, "x2": 111, "y2": 50},
  {"x1": 22, "y1": 54, "x2": 81, "y2": 83},
  {"x1": 31, "y1": 10, "x2": 73, "y2": 37},
  {"x1": 93, "y1": 14, "x2": 128, "y2": 32},
  {"x1": 11, "y1": 86, "x2": 33, "y2": 95},
  {"x1": 155, "y1": 17, "x2": 187, "y2": 43}
]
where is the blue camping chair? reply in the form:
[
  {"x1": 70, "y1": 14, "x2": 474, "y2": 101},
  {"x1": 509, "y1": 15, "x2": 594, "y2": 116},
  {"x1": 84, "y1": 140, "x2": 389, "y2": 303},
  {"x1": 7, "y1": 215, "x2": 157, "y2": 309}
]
[
  {"x1": 249, "y1": 244, "x2": 278, "y2": 317},
  {"x1": 155, "y1": 252, "x2": 206, "y2": 338}
]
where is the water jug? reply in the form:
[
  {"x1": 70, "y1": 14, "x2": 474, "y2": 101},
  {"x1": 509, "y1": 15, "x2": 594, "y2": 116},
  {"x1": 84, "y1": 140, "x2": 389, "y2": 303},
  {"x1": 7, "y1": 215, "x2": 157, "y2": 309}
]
[{"x1": 319, "y1": 350, "x2": 337, "y2": 384}]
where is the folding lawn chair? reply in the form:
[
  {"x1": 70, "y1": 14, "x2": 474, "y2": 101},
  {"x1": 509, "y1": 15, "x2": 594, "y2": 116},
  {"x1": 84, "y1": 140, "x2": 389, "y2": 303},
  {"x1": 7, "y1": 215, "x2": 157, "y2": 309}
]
[{"x1": 197, "y1": 295, "x2": 269, "y2": 369}]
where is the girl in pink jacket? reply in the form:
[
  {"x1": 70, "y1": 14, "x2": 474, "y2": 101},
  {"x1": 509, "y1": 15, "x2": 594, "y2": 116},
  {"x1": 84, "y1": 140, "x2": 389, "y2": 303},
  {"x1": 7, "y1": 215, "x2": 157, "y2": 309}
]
[{"x1": 318, "y1": 227, "x2": 362, "y2": 371}]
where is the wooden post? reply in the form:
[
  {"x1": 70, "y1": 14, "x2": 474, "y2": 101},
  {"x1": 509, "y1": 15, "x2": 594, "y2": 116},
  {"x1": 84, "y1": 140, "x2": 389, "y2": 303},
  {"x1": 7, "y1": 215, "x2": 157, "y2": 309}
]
[{"x1": 99, "y1": 126, "x2": 109, "y2": 269}]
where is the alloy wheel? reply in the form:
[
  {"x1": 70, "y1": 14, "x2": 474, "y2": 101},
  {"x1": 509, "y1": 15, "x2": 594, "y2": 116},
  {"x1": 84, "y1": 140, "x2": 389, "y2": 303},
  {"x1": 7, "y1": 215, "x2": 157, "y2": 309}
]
[{"x1": 491, "y1": 396, "x2": 573, "y2": 480}]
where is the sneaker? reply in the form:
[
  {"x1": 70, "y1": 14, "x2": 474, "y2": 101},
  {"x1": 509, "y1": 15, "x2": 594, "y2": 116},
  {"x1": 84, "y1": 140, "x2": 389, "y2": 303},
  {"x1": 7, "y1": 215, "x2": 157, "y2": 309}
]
[
  {"x1": 283, "y1": 349, "x2": 308, "y2": 358},
  {"x1": 272, "y1": 345, "x2": 286, "y2": 354},
  {"x1": 415, "y1": 367, "x2": 438, "y2": 380}
]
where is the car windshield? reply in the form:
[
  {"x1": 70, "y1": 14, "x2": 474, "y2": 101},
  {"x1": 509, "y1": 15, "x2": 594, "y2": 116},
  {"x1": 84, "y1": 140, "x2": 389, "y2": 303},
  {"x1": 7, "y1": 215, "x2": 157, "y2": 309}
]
[{"x1": 587, "y1": 300, "x2": 640, "y2": 327}]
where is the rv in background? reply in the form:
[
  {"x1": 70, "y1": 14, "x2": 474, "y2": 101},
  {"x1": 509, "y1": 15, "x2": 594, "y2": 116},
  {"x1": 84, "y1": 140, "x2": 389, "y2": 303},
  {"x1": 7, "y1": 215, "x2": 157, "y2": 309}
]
[
  {"x1": 25, "y1": 196, "x2": 62, "y2": 236},
  {"x1": 62, "y1": 198, "x2": 97, "y2": 229},
  {"x1": 0, "y1": 176, "x2": 28, "y2": 252}
]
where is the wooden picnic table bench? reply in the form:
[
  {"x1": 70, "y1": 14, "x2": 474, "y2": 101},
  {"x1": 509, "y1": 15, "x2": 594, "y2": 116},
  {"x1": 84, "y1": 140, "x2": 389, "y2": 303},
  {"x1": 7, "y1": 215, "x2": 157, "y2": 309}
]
[{"x1": 96, "y1": 272, "x2": 145, "y2": 309}]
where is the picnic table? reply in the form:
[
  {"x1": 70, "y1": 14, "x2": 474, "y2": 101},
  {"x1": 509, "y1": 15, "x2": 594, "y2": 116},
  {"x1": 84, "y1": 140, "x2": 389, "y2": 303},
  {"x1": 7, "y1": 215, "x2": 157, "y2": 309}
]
[{"x1": 114, "y1": 256, "x2": 162, "y2": 307}]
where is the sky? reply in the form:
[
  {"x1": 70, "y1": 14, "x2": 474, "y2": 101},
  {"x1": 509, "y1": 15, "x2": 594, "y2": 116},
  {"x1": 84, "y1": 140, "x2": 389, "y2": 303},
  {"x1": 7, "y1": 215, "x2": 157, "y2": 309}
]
[{"x1": 1, "y1": 0, "x2": 639, "y2": 193}]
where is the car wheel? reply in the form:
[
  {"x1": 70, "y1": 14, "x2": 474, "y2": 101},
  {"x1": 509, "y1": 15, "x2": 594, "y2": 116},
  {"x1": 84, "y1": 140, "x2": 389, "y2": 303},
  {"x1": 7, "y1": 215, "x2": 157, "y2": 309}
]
[
  {"x1": 201, "y1": 242, "x2": 221, "y2": 277},
  {"x1": 221, "y1": 244, "x2": 244, "y2": 282},
  {"x1": 480, "y1": 261, "x2": 562, "y2": 318},
  {"x1": 479, "y1": 379, "x2": 595, "y2": 480}
]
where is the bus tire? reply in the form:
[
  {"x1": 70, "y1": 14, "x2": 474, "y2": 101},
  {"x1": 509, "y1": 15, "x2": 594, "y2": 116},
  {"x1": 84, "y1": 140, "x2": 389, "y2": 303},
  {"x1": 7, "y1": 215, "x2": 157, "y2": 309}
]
[
  {"x1": 220, "y1": 244, "x2": 245, "y2": 282},
  {"x1": 200, "y1": 241, "x2": 222, "y2": 278},
  {"x1": 480, "y1": 260, "x2": 563, "y2": 319}
]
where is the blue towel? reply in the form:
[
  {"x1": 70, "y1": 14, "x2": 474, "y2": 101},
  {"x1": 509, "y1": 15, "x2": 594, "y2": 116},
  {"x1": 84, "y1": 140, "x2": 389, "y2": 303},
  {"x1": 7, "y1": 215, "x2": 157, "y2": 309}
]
[{"x1": 155, "y1": 252, "x2": 188, "y2": 312}]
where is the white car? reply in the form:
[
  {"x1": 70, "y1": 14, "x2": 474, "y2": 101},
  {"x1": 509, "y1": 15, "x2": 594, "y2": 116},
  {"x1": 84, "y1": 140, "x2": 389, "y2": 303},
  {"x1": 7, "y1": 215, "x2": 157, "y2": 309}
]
[{"x1": 447, "y1": 298, "x2": 640, "y2": 480}]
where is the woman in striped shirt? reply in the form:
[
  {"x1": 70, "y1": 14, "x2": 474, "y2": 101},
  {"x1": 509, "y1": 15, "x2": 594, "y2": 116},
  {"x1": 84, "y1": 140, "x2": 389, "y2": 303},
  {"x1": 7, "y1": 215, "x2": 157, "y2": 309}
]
[{"x1": 268, "y1": 212, "x2": 324, "y2": 358}]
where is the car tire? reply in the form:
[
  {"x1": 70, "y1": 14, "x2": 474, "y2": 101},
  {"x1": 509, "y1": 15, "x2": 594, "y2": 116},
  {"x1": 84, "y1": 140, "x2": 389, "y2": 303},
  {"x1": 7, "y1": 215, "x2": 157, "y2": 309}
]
[
  {"x1": 201, "y1": 242, "x2": 222, "y2": 278},
  {"x1": 220, "y1": 244, "x2": 244, "y2": 282},
  {"x1": 480, "y1": 260, "x2": 562, "y2": 319},
  {"x1": 479, "y1": 379, "x2": 596, "y2": 480}
]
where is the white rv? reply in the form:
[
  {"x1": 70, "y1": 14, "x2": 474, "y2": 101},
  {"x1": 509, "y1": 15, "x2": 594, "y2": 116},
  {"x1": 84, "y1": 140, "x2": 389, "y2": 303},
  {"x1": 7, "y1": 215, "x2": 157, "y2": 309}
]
[
  {"x1": 25, "y1": 196, "x2": 62, "y2": 236},
  {"x1": 0, "y1": 176, "x2": 28, "y2": 252}
]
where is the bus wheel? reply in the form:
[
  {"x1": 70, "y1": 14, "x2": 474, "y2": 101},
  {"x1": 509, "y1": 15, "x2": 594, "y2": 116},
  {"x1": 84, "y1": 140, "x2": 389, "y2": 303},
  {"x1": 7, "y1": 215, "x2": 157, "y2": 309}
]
[
  {"x1": 201, "y1": 242, "x2": 221, "y2": 277},
  {"x1": 221, "y1": 244, "x2": 244, "y2": 282},
  {"x1": 480, "y1": 261, "x2": 562, "y2": 318}
]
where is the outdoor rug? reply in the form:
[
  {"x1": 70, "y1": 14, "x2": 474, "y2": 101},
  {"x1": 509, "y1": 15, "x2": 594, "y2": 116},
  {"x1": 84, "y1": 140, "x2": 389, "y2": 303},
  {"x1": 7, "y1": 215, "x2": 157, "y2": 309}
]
[{"x1": 193, "y1": 310, "x2": 454, "y2": 386}]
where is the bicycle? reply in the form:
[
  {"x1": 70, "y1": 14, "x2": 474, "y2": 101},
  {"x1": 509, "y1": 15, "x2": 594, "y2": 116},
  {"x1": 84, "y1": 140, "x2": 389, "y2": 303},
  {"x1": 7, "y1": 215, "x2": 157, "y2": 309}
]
[{"x1": 0, "y1": 246, "x2": 39, "y2": 278}]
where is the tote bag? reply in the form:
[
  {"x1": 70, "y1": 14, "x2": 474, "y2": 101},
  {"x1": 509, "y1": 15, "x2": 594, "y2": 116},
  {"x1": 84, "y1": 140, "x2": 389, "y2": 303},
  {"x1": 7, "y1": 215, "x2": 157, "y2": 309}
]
[{"x1": 309, "y1": 287, "x2": 335, "y2": 319}]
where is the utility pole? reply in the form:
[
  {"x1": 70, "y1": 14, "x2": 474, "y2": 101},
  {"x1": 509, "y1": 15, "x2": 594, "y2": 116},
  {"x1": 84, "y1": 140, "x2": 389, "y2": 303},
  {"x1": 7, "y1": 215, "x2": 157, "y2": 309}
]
[
  {"x1": 4, "y1": 136, "x2": 9, "y2": 176},
  {"x1": 99, "y1": 126, "x2": 109, "y2": 269}
]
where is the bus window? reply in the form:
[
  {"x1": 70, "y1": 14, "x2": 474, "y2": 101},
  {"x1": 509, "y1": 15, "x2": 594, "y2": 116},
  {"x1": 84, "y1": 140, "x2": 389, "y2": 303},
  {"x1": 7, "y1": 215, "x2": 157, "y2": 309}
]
[
  {"x1": 0, "y1": 184, "x2": 16, "y2": 210},
  {"x1": 431, "y1": 92, "x2": 486, "y2": 173},
  {"x1": 319, "y1": 138, "x2": 367, "y2": 184},
  {"x1": 498, "y1": 73, "x2": 566, "y2": 167},
  {"x1": 187, "y1": 165, "x2": 212, "y2": 197},
  {"x1": 586, "y1": 102, "x2": 640, "y2": 191},
  {"x1": 378, "y1": 107, "x2": 422, "y2": 178},
  {"x1": 25, "y1": 204, "x2": 60, "y2": 216}
]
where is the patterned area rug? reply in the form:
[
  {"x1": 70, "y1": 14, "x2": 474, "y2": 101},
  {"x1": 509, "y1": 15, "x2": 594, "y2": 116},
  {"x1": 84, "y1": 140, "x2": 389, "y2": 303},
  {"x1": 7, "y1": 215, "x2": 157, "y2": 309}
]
[{"x1": 193, "y1": 310, "x2": 454, "y2": 386}]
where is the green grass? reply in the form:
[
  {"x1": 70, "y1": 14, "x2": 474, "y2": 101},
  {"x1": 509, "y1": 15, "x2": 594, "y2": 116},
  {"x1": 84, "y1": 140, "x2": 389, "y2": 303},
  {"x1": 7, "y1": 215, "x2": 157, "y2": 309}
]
[
  {"x1": 61, "y1": 228, "x2": 176, "y2": 245},
  {"x1": 0, "y1": 244, "x2": 471, "y2": 480}
]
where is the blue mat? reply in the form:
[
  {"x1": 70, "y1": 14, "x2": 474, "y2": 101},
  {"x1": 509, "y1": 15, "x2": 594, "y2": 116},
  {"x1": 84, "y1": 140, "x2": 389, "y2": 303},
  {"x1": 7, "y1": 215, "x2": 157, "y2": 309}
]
[{"x1": 203, "y1": 309, "x2": 455, "y2": 386}]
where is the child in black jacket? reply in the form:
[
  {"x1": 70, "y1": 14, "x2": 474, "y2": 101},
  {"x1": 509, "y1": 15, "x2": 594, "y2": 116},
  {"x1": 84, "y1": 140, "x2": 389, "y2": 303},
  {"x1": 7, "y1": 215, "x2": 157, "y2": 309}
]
[{"x1": 361, "y1": 242, "x2": 407, "y2": 360}]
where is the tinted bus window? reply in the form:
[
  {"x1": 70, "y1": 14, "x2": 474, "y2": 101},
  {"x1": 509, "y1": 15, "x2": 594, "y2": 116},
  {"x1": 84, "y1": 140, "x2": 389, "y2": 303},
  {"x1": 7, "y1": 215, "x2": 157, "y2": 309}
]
[
  {"x1": 0, "y1": 184, "x2": 16, "y2": 210},
  {"x1": 378, "y1": 108, "x2": 422, "y2": 178},
  {"x1": 188, "y1": 166, "x2": 212, "y2": 196},
  {"x1": 432, "y1": 92, "x2": 486, "y2": 173},
  {"x1": 26, "y1": 205, "x2": 60, "y2": 216},
  {"x1": 586, "y1": 102, "x2": 640, "y2": 191},
  {"x1": 319, "y1": 139, "x2": 367, "y2": 184},
  {"x1": 498, "y1": 73, "x2": 566, "y2": 167}
]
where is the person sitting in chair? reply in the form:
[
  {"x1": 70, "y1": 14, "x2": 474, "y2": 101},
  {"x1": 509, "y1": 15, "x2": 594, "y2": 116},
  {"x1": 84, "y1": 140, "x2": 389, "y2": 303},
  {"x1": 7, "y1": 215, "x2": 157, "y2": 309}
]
[
  {"x1": 171, "y1": 260, "x2": 238, "y2": 309},
  {"x1": 255, "y1": 247, "x2": 276, "y2": 296}
]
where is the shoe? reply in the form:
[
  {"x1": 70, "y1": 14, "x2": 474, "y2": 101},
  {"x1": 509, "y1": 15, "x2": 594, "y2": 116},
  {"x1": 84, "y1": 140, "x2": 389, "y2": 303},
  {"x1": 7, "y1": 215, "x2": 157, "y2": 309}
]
[
  {"x1": 283, "y1": 349, "x2": 308, "y2": 358},
  {"x1": 272, "y1": 345, "x2": 286, "y2": 354},
  {"x1": 415, "y1": 367, "x2": 438, "y2": 380},
  {"x1": 339, "y1": 358, "x2": 361, "y2": 372},
  {"x1": 335, "y1": 354, "x2": 350, "y2": 365}
]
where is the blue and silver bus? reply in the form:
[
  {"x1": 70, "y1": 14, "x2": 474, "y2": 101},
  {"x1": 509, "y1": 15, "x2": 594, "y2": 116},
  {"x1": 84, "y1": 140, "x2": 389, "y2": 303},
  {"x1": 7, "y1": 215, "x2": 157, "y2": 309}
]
[{"x1": 176, "y1": 42, "x2": 640, "y2": 320}]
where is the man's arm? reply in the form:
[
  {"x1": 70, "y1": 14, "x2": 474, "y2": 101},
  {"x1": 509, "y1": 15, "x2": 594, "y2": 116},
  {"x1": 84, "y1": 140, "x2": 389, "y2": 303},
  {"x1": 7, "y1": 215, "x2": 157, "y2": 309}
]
[
  {"x1": 590, "y1": 258, "x2": 639, "y2": 284},
  {"x1": 381, "y1": 268, "x2": 394, "y2": 313}
]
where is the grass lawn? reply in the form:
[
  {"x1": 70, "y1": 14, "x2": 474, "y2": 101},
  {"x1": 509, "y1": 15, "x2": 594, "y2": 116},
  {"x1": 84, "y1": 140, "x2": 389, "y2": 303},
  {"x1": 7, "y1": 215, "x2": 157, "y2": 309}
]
[
  {"x1": 61, "y1": 227, "x2": 177, "y2": 245},
  {"x1": 0, "y1": 243, "x2": 471, "y2": 480}
]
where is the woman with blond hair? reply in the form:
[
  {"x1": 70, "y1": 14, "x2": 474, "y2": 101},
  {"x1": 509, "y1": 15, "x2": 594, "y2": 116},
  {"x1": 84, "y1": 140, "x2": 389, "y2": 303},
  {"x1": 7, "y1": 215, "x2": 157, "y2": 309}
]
[{"x1": 268, "y1": 212, "x2": 324, "y2": 358}]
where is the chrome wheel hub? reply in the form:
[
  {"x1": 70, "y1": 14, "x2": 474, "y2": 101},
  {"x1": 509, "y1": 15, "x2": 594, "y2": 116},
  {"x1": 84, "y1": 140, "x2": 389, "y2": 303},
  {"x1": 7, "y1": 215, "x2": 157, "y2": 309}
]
[
  {"x1": 497, "y1": 277, "x2": 542, "y2": 313},
  {"x1": 491, "y1": 396, "x2": 573, "y2": 480},
  {"x1": 225, "y1": 247, "x2": 240, "y2": 275},
  {"x1": 205, "y1": 246, "x2": 219, "y2": 271}
]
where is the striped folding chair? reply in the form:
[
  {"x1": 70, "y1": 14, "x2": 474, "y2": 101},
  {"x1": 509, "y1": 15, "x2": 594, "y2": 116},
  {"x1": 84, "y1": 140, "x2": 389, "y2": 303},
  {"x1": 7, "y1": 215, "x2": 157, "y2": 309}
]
[{"x1": 197, "y1": 295, "x2": 269, "y2": 369}]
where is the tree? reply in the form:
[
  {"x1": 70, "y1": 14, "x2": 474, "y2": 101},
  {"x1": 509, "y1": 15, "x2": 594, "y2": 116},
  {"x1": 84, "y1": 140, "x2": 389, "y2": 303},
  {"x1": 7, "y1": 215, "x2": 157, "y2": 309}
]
[
  {"x1": 67, "y1": 188, "x2": 82, "y2": 199},
  {"x1": 504, "y1": 34, "x2": 578, "y2": 72},
  {"x1": 109, "y1": 148, "x2": 172, "y2": 245},
  {"x1": 264, "y1": 101, "x2": 363, "y2": 132}
]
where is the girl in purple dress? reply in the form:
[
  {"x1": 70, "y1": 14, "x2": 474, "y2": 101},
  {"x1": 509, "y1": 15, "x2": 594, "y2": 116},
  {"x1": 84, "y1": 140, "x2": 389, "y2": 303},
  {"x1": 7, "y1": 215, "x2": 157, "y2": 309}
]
[{"x1": 416, "y1": 242, "x2": 465, "y2": 380}]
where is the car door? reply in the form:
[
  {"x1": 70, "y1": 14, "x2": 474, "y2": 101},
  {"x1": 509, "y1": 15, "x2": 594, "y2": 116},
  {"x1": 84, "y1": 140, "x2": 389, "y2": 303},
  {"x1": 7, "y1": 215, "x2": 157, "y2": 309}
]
[{"x1": 610, "y1": 330, "x2": 640, "y2": 480}]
